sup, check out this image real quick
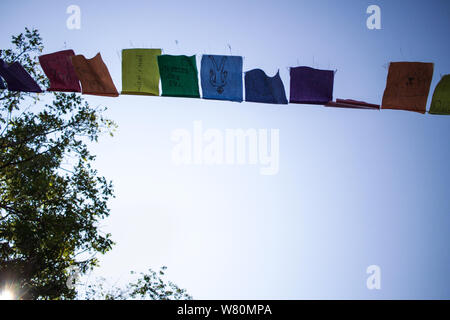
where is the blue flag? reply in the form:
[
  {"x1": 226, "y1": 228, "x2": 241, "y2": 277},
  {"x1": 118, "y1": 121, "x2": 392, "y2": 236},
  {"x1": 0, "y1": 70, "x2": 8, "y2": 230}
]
[
  {"x1": 201, "y1": 55, "x2": 243, "y2": 102},
  {"x1": 245, "y1": 69, "x2": 287, "y2": 104}
]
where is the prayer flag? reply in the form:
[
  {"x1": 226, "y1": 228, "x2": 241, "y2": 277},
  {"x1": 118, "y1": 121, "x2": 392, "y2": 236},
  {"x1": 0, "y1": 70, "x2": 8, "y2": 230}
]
[
  {"x1": 122, "y1": 48, "x2": 161, "y2": 96},
  {"x1": 290, "y1": 66, "x2": 334, "y2": 104},
  {"x1": 200, "y1": 54, "x2": 243, "y2": 102},
  {"x1": 70, "y1": 53, "x2": 119, "y2": 97},
  {"x1": 326, "y1": 99, "x2": 380, "y2": 109},
  {"x1": 157, "y1": 55, "x2": 200, "y2": 98},
  {"x1": 0, "y1": 59, "x2": 42, "y2": 93},
  {"x1": 244, "y1": 69, "x2": 287, "y2": 104},
  {"x1": 38, "y1": 50, "x2": 81, "y2": 92},
  {"x1": 429, "y1": 75, "x2": 450, "y2": 115},
  {"x1": 381, "y1": 62, "x2": 434, "y2": 114}
]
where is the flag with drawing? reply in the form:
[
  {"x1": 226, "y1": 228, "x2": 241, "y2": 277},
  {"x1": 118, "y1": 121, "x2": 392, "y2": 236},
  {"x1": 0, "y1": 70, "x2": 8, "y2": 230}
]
[{"x1": 200, "y1": 54, "x2": 243, "y2": 102}]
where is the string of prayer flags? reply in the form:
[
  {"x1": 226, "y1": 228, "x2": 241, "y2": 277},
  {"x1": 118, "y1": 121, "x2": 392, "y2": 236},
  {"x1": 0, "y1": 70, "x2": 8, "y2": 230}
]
[
  {"x1": 1, "y1": 45, "x2": 449, "y2": 117},
  {"x1": 429, "y1": 74, "x2": 450, "y2": 115},
  {"x1": 289, "y1": 66, "x2": 334, "y2": 105},
  {"x1": 326, "y1": 99, "x2": 380, "y2": 109},
  {"x1": 71, "y1": 53, "x2": 119, "y2": 97},
  {"x1": 200, "y1": 55, "x2": 243, "y2": 102},
  {"x1": 38, "y1": 50, "x2": 81, "y2": 92},
  {"x1": 157, "y1": 55, "x2": 200, "y2": 98},
  {"x1": 381, "y1": 62, "x2": 434, "y2": 114},
  {"x1": 245, "y1": 69, "x2": 288, "y2": 104},
  {"x1": 0, "y1": 59, "x2": 42, "y2": 93},
  {"x1": 122, "y1": 49, "x2": 162, "y2": 96}
]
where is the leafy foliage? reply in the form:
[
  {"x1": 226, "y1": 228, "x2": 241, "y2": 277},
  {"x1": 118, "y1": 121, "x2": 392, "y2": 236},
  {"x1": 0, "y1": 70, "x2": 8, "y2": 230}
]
[
  {"x1": 0, "y1": 29, "x2": 191, "y2": 301},
  {"x1": 0, "y1": 28, "x2": 116, "y2": 299},
  {"x1": 82, "y1": 267, "x2": 192, "y2": 300}
]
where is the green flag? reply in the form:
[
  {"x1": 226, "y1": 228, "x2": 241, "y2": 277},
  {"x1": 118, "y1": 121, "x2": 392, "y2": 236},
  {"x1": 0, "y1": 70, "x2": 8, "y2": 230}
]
[
  {"x1": 429, "y1": 75, "x2": 450, "y2": 115},
  {"x1": 122, "y1": 49, "x2": 161, "y2": 96},
  {"x1": 157, "y1": 55, "x2": 200, "y2": 98}
]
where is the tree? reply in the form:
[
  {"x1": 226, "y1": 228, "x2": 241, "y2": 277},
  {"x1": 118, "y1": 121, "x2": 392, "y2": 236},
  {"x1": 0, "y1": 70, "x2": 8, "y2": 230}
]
[
  {"x1": 0, "y1": 28, "x2": 191, "y2": 301},
  {"x1": 82, "y1": 266, "x2": 192, "y2": 300},
  {"x1": 0, "y1": 28, "x2": 115, "y2": 300},
  {"x1": 0, "y1": 29, "x2": 191, "y2": 301}
]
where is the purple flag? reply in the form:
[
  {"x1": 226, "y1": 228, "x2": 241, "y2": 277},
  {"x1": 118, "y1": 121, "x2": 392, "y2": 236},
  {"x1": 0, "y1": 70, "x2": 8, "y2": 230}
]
[
  {"x1": 0, "y1": 59, "x2": 42, "y2": 93},
  {"x1": 289, "y1": 66, "x2": 334, "y2": 104},
  {"x1": 39, "y1": 50, "x2": 81, "y2": 92}
]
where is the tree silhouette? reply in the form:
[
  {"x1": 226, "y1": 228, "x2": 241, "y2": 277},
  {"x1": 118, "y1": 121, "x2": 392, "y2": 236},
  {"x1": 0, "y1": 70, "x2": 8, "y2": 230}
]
[
  {"x1": 82, "y1": 267, "x2": 192, "y2": 300},
  {"x1": 0, "y1": 29, "x2": 191, "y2": 300},
  {"x1": 0, "y1": 28, "x2": 115, "y2": 299}
]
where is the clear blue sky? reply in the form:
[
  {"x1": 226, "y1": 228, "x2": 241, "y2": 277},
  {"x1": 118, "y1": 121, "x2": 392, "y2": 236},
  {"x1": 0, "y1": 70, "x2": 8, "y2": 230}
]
[{"x1": 1, "y1": 0, "x2": 450, "y2": 299}]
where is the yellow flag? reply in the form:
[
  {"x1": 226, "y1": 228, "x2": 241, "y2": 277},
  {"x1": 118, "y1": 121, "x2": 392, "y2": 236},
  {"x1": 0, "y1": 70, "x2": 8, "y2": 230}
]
[
  {"x1": 429, "y1": 75, "x2": 450, "y2": 115},
  {"x1": 122, "y1": 49, "x2": 161, "y2": 96}
]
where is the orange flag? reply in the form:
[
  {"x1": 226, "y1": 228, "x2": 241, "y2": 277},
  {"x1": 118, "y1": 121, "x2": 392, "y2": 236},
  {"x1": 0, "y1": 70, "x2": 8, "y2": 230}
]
[
  {"x1": 381, "y1": 62, "x2": 433, "y2": 114},
  {"x1": 71, "y1": 53, "x2": 118, "y2": 97}
]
